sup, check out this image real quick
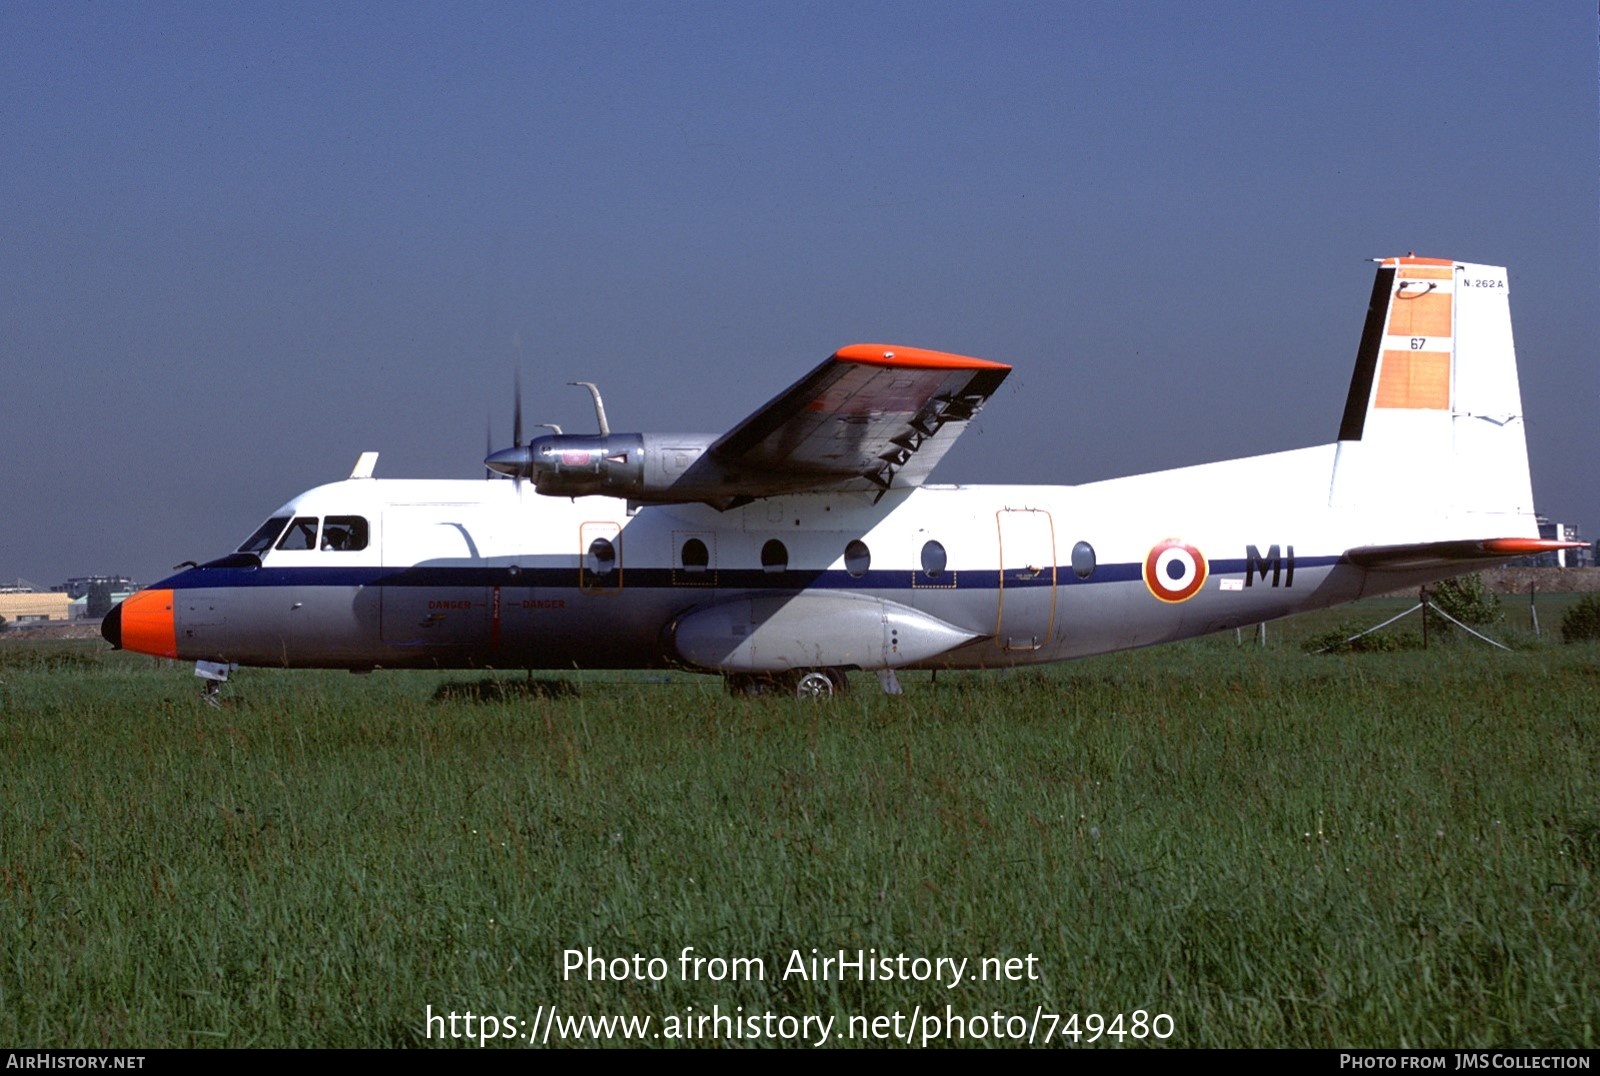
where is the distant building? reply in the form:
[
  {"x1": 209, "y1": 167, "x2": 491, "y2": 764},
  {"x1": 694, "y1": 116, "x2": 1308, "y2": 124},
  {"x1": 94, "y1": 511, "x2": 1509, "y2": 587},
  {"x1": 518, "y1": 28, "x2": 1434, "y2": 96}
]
[
  {"x1": 50, "y1": 575, "x2": 141, "y2": 617},
  {"x1": 54, "y1": 575, "x2": 140, "y2": 600},
  {"x1": 67, "y1": 590, "x2": 139, "y2": 620},
  {"x1": 0, "y1": 575, "x2": 143, "y2": 623},
  {"x1": 0, "y1": 591, "x2": 72, "y2": 624}
]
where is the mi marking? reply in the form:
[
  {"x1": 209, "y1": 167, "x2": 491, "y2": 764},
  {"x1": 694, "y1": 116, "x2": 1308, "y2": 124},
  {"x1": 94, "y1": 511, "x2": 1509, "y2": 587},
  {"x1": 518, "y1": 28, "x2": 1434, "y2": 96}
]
[{"x1": 1244, "y1": 544, "x2": 1295, "y2": 587}]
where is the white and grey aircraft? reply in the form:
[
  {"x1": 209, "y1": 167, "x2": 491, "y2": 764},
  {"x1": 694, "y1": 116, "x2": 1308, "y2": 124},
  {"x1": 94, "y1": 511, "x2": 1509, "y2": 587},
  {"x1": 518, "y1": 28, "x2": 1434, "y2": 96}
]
[{"x1": 105, "y1": 257, "x2": 1576, "y2": 697}]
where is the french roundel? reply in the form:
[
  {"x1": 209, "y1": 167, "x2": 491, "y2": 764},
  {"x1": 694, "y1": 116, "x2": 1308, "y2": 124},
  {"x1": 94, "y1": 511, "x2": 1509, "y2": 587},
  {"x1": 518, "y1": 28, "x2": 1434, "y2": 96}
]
[{"x1": 1143, "y1": 539, "x2": 1208, "y2": 603}]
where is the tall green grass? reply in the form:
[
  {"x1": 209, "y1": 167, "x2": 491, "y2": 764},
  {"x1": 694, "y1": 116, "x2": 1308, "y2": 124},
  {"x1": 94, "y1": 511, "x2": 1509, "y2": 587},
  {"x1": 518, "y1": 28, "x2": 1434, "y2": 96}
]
[{"x1": 1, "y1": 600, "x2": 1594, "y2": 1047}]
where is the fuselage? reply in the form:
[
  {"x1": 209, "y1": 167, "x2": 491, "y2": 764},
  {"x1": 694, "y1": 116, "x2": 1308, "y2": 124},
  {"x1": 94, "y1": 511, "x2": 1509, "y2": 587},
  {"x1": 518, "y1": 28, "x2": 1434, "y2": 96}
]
[{"x1": 104, "y1": 440, "x2": 1477, "y2": 675}]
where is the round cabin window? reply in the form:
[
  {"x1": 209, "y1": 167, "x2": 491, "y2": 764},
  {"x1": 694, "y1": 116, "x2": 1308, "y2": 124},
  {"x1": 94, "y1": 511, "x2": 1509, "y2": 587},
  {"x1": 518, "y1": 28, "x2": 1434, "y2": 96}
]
[
  {"x1": 844, "y1": 539, "x2": 871, "y2": 578},
  {"x1": 1071, "y1": 540, "x2": 1096, "y2": 579},
  {"x1": 681, "y1": 538, "x2": 709, "y2": 572}
]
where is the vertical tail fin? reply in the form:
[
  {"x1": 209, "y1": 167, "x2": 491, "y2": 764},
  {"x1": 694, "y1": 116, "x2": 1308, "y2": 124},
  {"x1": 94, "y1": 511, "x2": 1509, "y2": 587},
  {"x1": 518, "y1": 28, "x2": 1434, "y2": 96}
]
[{"x1": 1329, "y1": 257, "x2": 1536, "y2": 537}]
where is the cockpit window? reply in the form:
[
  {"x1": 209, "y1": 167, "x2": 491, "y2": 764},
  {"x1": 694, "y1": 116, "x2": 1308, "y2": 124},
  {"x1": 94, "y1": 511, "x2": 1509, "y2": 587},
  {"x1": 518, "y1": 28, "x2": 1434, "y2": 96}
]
[
  {"x1": 237, "y1": 516, "x2": 292, "y2": 555},
  {"x1": 242, "y1": 514, "x2": 367, "y2": 554},
  {"x1": 321, "y1": 516, "x2": 369, "y2": 551},
  {"x1": 276, "y1": 517, "x2": 320, "y2": 551}
]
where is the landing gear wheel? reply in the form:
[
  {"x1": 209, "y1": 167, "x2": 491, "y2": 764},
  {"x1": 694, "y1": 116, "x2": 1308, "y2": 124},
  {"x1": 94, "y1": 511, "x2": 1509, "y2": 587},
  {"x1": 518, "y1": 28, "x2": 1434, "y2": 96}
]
[{"x1": 792, "y1": 671, "x2": 836, "y2": 699}]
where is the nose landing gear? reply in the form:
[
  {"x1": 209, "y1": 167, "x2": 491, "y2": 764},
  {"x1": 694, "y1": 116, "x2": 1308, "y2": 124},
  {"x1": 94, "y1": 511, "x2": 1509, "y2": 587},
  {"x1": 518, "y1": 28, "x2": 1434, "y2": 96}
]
[{"x1": 194, "y1": 660, "x2": 236, "y2": 708}]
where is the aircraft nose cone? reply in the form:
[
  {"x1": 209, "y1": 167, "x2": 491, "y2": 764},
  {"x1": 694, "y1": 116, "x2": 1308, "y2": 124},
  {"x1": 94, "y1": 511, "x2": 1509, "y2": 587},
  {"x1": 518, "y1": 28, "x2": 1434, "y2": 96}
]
[
  {"x1": 101, "y1": 601, "x2": 123, "y2": 649},
  {"x1": 485, "y1": 445, "x2": 531, "y2": 478},
  {"x1": 114, "y1": 589, "x2": 178, "y2": 659}
]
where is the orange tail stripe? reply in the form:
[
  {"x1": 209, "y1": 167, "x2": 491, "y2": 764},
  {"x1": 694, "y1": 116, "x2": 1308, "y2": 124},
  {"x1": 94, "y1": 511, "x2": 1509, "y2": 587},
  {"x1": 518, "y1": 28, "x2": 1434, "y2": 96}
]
[
  {"x1": 1380, "y1": 255, "x2": 1454, "y2": 268},
  {"x1": 1375, "y1": 350, "x2": 1451, "y2": 410},
  {"x1": 1386, "y1": 291, "x2": 1453, "y2": 337}
]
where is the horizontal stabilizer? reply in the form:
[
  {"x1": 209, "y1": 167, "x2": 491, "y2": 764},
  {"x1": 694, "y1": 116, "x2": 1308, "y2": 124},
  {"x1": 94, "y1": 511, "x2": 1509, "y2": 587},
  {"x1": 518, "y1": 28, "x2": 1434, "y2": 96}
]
[{"x1": 1345, "y1": 537, "x2": 1583, "y2": 571}]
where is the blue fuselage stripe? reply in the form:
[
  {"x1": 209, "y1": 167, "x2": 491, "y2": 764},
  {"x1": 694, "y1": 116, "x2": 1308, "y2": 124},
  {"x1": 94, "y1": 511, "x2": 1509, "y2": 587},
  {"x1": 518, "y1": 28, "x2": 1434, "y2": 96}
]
[{"x1": 153, "y1": 556, "x2": 1344, "y2": 593}]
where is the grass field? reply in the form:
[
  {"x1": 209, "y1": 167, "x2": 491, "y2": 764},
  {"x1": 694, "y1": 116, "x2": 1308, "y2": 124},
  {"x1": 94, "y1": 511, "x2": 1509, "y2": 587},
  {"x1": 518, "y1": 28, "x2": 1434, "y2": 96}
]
[{"x1": 1, "y1": 594, "x2": 1595, "y2": 1048}]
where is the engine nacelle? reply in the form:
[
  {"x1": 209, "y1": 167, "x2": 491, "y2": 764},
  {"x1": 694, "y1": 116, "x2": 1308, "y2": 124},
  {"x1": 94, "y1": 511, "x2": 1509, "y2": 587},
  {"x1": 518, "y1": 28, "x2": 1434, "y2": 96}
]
[{"x1": 486, "y1": 433, "x2": 720, "y2": 502}]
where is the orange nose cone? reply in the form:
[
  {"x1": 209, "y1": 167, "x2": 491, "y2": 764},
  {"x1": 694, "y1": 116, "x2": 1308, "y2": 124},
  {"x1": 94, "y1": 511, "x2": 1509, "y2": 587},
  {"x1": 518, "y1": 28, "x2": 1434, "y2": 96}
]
[{"x1": 120, "y1": 589, "x2": 178, "y2": 658}]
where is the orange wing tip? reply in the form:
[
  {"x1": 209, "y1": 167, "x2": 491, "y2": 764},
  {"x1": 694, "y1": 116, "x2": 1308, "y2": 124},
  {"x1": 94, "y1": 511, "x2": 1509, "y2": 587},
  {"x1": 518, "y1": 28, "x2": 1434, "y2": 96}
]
[
  {"x1": 833, "y1": 343, "x2": 1011, "y2": 371},
  {"x1": 121, "y1": 588, "x2": 178, "y2": 659}
]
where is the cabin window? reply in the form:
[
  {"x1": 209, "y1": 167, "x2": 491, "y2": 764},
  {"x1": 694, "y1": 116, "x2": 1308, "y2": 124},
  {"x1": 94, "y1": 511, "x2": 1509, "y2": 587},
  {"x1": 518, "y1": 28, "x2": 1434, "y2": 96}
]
[
  {"x1": 321, "y1": 516, "x2": 369, "y2": 551},
  {"x1": 587, "y1": 537, "x2": 617, "y2": 577},
  {"x1": 761, "y1": 539, "x2": 788, "y2": 573},
  {"x1": 681, "y1": 538, "x2": 709, "y2": 572},
  {"x1": 844, "y1": 539, "x2": 871, "y2": 578},
  {"x1": 237, "y1": 516, "x2": 291, "y2": 555},
  {"x1": 1072, "y1": 540, "x2": 1096, "y2": 579},
  {"x1": 276, "y1": 517, "x2": 320, "y2": 551},
  {"x1": 920, "y1": 540, "x2": 947, "y2": 579}
]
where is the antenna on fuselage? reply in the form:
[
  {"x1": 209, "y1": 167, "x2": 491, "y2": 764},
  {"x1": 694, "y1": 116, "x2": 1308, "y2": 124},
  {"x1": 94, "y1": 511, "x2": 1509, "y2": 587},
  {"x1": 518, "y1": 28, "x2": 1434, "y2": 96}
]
[
  {"x1": 568, "y1": 381, "x2": 610, "y2": 436},
  {"x1": 349, "y1": 452, "x2": 379, "y2": 479}
]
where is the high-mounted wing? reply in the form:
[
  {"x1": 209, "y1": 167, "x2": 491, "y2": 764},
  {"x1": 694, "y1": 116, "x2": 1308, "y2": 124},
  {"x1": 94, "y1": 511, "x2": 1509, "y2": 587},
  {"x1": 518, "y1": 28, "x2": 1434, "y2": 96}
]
[
  {"x1": 483, "y1": 343, "x2": 1011, "y2": 506},
  {"x1": 705, "y1": 344, "x2": 1011, "y2": 500}
]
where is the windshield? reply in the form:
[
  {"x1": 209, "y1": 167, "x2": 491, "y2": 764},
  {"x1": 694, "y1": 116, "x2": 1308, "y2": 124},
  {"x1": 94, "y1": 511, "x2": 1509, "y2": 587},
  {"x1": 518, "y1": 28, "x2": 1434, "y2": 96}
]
[{"x1": 236, "y1": 516, "x2": 291, "y2": 555}]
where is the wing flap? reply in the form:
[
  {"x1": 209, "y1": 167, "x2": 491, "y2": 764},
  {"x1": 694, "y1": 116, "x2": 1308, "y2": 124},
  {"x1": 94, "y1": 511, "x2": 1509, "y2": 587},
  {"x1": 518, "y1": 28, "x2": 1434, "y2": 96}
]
[{"x1": 708, "y1": 344, "x2": 1011, "y2": 498}]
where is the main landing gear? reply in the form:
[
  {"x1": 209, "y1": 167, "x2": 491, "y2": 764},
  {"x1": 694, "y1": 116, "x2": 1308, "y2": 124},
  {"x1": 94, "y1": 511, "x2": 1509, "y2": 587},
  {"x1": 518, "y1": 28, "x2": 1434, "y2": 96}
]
[
  {"x1": 723, "y1": 668, "x2": 850, "y2": 699},
  {"x1": 721, "y1": 668, "x2": 909, "y2": 698}
]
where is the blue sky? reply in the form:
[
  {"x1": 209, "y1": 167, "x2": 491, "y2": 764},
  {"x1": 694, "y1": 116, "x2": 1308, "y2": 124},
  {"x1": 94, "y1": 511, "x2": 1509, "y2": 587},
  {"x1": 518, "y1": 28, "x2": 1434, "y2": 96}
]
[{"x1": 3, "y1": 3, "x2": 1594, "y2": 586}]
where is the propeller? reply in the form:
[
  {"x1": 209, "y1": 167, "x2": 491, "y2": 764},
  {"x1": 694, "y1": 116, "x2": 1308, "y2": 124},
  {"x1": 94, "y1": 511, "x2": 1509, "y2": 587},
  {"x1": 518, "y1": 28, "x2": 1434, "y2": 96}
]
[
  {"x1": 484, "y1": 361, "x2": 533, "y2": 483},
  {"x1": 513, "y1": 366, "x2": 523, "y2": 451},
  {"x1": 482, "y1": 349, "x2": 607, "y2": 486}
]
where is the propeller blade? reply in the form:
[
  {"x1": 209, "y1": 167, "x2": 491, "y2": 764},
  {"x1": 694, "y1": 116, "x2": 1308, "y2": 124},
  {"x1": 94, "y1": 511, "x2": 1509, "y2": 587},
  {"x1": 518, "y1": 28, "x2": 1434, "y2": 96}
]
[{"x1": 513, "y1": 367, "x2": 524, "y2": 448}]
